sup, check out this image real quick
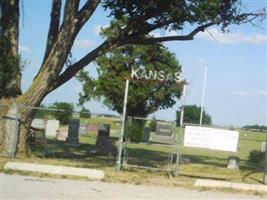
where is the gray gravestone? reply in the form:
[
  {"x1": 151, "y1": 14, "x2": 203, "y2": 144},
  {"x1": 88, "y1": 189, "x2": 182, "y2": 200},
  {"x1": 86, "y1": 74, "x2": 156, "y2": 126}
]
[
  {"x1": 66, "y1": 119, "x2": 80, "y2": 146},
  {"x1": 261, "y1": 142, "x2": 266, "y2": 152},
  {"x1": 92, "y1": 124, "x2": 117, "y2": 155},
  {"x1": 31, "y1": 119, "x2": 46, "y2": 130},
  {"x1": 149, "y1": 123, "x2": 175, "y2": 144},
  {"x1": 45, "y1": 119, "x2": 59, "y2": 137},
  {"x1": 227, "y1": 156, "x2": 239, "y2": 169},
  {"x1": 143, "y1": 127, "x2": 150, "y2": 143},
  {"x1": 79, "y1": 123, "x2": 88, "y2": 135},
  {"x1": 155, "y1": 123, "x2": 174, "y2": 137}
]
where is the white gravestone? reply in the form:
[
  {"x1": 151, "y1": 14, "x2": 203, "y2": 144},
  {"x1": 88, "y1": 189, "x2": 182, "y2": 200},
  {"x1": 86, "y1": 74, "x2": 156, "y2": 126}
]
[
  {"x1": 31, "y1": 119, "x2": 46, "y2": 130},
  {"x1": 261, "y1": 142, "x2": 266, "y2": 152},
  {"x1": 45, "y1": 119, "x2": 59, "y2": 137}
]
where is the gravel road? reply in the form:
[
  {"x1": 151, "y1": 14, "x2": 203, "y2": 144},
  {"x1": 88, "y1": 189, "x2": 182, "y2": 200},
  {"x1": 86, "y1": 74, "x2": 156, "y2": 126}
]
[{"x1": 1, "y1": 173, "x2": 265, "y2": 200}]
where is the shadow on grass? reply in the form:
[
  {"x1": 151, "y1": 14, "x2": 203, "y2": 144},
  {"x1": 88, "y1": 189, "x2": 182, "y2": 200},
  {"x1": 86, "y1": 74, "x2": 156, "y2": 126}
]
[
  {"x1": 29, "y1": 139, "x2": 116, "y2": 169},
  {"x1": 125, "y1": 148, "x2": 172, "y2": 168},
  {"x1": 242, "y1": 171, "x2": 264, "y2": 184}
]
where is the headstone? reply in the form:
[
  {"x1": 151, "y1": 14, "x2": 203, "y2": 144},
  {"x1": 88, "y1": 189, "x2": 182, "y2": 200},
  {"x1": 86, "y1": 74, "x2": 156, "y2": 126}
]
[
  {"x1": 261, "y1": 142, "x2": 266, "y2": 152},
  {"x1": 87, "y1": 124, "x2": 99, "y2": 133},
  {"x1": 31, "y1": 119, "x2": 46, "y2": 130},
  {"x1": 92, "y1": 124, "x2": 117, "y2": 155},
  {"x1": 45, "y1": 119, "x2": 59, "y2": 137},
  {"x1": 143, "y1": 127, "x2": 150, "y2": 143},
  {"x1": 79, "y1": 123, "x2": 88, "y2": 135},
  {"x1": 57, "y1": 127, "x2": 68, "y2": 141},
  {"x1": 98, "y1": 124, "x2": 110, "y2": 137},
  {"x1": 155, "y1": 123, "x2": 174, "y2": 137},
  {"x1": 66, "y1": 119, "x2": 80, "y2": 146},
  {"x1": 227, "y1": 156, "x2": 239, "y2": 169},
  {"x1": 149, "y1": 123, "x2": 175, "y2": 144}
]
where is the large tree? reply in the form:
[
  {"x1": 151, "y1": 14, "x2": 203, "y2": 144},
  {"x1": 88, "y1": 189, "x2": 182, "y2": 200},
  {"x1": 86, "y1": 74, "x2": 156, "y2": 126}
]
[
  {"x1": 77, "y1": 44, "x2": 183, "y2": 117},
  {"x1": 0, "y1": 0, "x2": 265, "y2": 156},
  {"x1": 176, "y1": 104, "x2": 212, "y2": 126}
]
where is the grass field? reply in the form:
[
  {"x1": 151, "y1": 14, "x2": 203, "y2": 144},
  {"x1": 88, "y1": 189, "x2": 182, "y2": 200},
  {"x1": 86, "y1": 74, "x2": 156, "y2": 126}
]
[{"x1": 1, "y1": 116, "x2": 267, "y2": 194}]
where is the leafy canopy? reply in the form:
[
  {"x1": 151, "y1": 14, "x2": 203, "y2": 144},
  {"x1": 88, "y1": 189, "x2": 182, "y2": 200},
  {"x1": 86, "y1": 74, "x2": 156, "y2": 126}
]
[
  {"x1": 176, "y1": 104, "x2": 212, "y2": 126},
  {"x1": 78, "y1": 44, "x2": 183, "y2": 117}
]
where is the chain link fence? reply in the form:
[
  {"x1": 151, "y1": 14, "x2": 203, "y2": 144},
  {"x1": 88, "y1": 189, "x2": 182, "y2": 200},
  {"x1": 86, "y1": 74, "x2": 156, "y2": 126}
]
[
  {"x1": 1, "y1": 103, "x2": 267, "y2": 184},
  {"x1": 0, "y1": 104, "x2": 121, "y2": 169}
]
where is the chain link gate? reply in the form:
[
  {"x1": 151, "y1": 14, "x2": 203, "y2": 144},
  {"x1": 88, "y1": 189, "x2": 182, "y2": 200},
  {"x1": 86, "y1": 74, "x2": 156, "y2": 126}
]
[{"x1": 117, "y1": 116, "x2": 180, "y2": 174}]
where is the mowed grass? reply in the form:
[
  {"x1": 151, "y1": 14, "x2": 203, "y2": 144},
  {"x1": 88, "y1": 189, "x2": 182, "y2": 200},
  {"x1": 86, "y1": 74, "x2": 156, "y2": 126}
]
[{"x1": 1, "y1": 116, "x2": 266, "y2": 193}]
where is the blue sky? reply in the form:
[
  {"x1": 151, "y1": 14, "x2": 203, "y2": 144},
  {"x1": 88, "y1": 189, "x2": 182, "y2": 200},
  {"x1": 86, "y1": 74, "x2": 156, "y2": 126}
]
[{"x1": 19, "y1": 0, "x2": 266, "y2": 127}]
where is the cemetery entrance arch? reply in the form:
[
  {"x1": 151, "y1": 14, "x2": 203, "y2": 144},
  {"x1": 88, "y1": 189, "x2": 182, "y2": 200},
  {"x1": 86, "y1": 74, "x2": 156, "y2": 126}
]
[{"x1": 116, "y1": 69, "x2": 186, "y2": 175}]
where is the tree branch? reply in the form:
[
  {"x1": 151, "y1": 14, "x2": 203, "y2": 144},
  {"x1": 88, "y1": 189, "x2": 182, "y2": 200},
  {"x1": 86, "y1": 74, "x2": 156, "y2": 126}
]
[
  {"x1": 63, "y1": 0, "x2": 80, "y2": 21},
  {"x1": 49, "y1": 39, "x2": 122, "y2": 92},
  {"x1": 43, "y1": 0, "x2": 62, "y2": 61},
  {"x1": 126, "y1": 22, "x2": 216, "y2": 44},
  {"x1": 77, "y1": 0, "x2": 100, "y2": 29}
]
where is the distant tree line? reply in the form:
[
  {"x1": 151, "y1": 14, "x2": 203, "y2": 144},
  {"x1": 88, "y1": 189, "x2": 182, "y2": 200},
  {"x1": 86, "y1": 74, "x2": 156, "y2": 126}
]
[
  {"x1": 34, "y1": 102, "x2": 91, "y2": 125},
  {"x1": 242, "y1": 125, "x2": 267, "y2": 132}
]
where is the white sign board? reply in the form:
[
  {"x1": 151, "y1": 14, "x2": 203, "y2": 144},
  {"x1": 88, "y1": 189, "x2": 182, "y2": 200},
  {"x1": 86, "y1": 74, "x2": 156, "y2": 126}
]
[{"x1": 184, "y1": 126, "x2": 239, "y2": 152}]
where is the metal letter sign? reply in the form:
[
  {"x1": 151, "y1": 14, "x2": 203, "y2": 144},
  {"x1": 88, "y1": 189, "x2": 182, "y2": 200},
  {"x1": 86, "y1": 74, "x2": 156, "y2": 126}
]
[{"x1": 131, "y1": 68, "x2": 181, "y2": 83}]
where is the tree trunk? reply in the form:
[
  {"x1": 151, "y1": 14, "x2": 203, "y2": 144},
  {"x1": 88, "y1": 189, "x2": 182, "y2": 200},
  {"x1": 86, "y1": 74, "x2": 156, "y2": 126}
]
[
  {"x1": 0, "y1": 98, "x2": 35, "y2": 157},
  {"x1": 1, "y1": 0, "x2": 21, "y2": 98}
]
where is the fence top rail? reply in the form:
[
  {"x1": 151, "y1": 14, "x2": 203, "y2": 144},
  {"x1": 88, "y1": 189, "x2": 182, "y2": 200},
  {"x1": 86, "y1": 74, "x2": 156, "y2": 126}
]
[
  {"x1": 0, "y1": 103, "x2": 120, "y2": 118},
  {"x1": 183, "y1": 123, "x2": 237, "y2": 130},
  {"x1": 128, "y1": 116, "x2": 175, "y2": 124}
]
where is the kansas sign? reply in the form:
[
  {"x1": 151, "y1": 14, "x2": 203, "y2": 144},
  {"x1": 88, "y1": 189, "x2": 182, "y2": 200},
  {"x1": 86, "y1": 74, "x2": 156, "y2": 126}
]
[{"x1": 131, "y1": 68, "x2": 180, "y2": 83}]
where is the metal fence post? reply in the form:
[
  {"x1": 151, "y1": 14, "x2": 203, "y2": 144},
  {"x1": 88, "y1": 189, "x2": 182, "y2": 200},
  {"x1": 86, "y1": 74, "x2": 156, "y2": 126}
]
[
  {"x1": 175, "y1": 85, "x2": 186, "y2": 177},
  {"x1": 116, "y1": 79, "x2": 129, "y2": 171},
  {"x1": 263, "y1": 134, "x2": 267, "y2": 184}
]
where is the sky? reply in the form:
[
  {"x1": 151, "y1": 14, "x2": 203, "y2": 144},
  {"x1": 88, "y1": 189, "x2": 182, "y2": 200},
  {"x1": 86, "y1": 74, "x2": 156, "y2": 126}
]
[{"x1": 19, "y1": 0, "x2": 267, "y2": 127}]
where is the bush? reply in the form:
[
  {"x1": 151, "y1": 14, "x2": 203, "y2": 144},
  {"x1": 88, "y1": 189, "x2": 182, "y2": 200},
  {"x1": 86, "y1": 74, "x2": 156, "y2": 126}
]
[
  {"x1": 127, "y1": 119, "x2": 144, "y2": 143},
  {"x1": 49, "y1": 102, "x2": 74, "y2": 125},
  {"x1": 248, "y1": 150, "x2": 264, "y2": 168},
  {"x1": 80, "y1": 107, "x2": 91, "y2": 118}
]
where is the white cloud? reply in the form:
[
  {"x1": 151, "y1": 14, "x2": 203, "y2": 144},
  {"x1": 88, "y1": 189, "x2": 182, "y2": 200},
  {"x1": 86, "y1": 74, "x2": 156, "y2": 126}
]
[
  {"x1": 74, "y1": 39, "x2": 94, "y2": 49},
  {"x1": 19, "y1": 45, "x2": 30, "y2": 52},
  {"x1": 197, "y1": 28, "x2": 267, "y2": 44},
  {"x1": 93, "y1": 24, "x2": 108, "y2": 36}
]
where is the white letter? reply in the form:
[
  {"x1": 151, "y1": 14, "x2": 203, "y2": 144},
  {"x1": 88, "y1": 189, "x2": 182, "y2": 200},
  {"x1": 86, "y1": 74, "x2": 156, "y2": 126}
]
[
  {"x1": 166, "y1": 72, "x2": 173, "y2": 81},
  {"x1": 140, "y1": 70, "x2": 148, "y2": 79},
  {"x1": 131, "y1": 68, "x2": 140, "y2": 79},
  {"x1": 148, "y1": 70, "x2": 158, "y2": 80},
  {"x1": 158, "y1": 70, "x2": 165, "y2": 81},
  {"x1": 174, "y1": 71, "x2": 180, "y2": 83}
]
